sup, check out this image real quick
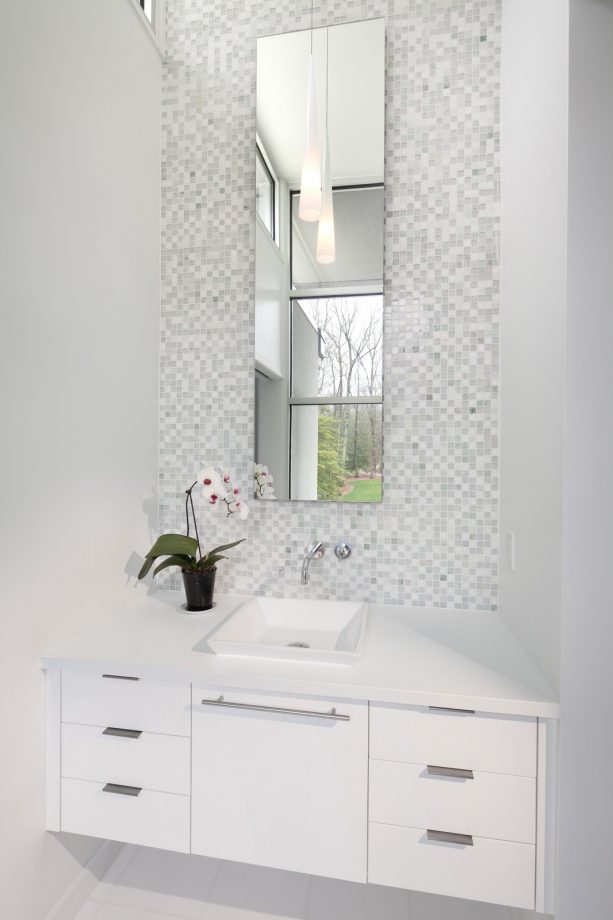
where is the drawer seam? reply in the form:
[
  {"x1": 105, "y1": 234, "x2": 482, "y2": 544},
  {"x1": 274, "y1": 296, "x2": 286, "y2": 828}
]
[
  {"x1": 368, "y1": 819, "x2": 536, "y2": 847},
  {"x1": 61, "y1": 776, "x2": 190, "y2": 800},
  {"x1": 368, "y1": 755, "x2": 537, "y2": 779},
  {"x1": 61, "y1": 720, "x2": 190, "y2": 739}
]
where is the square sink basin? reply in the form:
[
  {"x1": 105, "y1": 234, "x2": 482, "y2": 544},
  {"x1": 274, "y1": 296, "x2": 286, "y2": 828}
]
[{"x1": 208, "y1": 597, "x2": 368, "y2": 666}]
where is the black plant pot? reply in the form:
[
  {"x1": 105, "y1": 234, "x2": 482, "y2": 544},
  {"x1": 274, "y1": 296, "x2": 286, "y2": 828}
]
[{"x1": 182, "y1": 567, "x2": 217, "y2": 612}]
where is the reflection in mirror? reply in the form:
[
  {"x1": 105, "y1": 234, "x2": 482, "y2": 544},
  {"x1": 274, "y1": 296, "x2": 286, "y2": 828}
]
[
  {"x1": 255, "y1": 18, "x2": 385, "y2": 502},
  {"x1": 256, "y1": 147, "x2": 275, "y2": 238},
  {"x1": 291, "y1": 187, "x2": 384, "y2": 288}
]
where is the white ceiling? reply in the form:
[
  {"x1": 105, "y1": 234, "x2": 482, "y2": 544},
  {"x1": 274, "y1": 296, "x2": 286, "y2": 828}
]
[{"x1": 257, "y1": 19, "x2": 385, "y2": 186}]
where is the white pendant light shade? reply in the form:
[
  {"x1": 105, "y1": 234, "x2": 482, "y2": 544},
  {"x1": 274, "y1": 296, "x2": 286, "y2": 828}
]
[
  {"x1": 299, "y1": 54, "x2": 322, "y2": 222},
  {"x1": 316, "y1": 130, "x2": 335, "y2": 264}
]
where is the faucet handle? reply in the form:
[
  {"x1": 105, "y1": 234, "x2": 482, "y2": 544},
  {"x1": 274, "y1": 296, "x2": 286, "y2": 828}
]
[
  {"x1": 307, "y1": 541, "x2": 325, "y2": 559},
  {"x1": 334, "y1": 542, "x2": 352, "y2": 560}
]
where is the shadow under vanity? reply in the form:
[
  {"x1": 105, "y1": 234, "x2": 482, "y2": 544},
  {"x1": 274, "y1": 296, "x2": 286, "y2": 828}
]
[{"x1": 43, "y1": 592, "x2": 558, "y2": 914}]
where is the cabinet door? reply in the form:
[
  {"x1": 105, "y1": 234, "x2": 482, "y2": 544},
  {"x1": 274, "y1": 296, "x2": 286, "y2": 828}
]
[{"x1": 191, "y1": 687, "x2": 368, "y2": 882}]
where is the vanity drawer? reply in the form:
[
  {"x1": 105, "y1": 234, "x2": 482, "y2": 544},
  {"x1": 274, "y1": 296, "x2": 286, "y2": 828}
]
[
  {"x1": 369, "y1": 759, "x2": 535, "y2": 843},
  {"x1": 368, "y1": 822, "x2": 535, "y2": 910},
  {"x1": 61, "y1": 723, "x2": 190, "y2": 795},
  {"x1": 62, "y1": 671, "x2": 190, "y2": 737},
  {"x1": 61, "y1": 778, "x2": 190, "y2": 853},
  {"x1": 370, "y1": 704, "x2": 537, "y2": 776}
]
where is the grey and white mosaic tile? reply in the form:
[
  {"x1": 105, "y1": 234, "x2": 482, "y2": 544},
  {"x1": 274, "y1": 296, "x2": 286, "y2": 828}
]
[{"x1": 159, "y1": 0, "x2": 501, "y2": 610}]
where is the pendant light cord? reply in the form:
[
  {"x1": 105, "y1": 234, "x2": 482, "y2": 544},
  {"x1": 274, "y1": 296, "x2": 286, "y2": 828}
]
[
  {"x1": 325, "y1": 26, "x2": 329, "y2": 133},
  {"x1": 310, "y1": 0, "x2": 314, "y2": 53}
]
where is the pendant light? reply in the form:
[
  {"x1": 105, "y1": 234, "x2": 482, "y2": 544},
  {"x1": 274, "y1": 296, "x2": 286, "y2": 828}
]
[
  {"x1": 316, "y1": 28, "x2": 335, "y2": 263},
  {"x1": 298, "y1": 3, "x2": 321, "y2": 221}
]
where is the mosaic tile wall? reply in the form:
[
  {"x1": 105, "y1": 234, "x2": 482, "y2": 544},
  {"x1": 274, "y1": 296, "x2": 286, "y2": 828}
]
[{"x1": 159, "y1": 0, "x2": 501, "y2": 610}]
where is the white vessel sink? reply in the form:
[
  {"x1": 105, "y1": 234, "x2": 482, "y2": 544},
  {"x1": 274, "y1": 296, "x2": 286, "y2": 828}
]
[{"x1": 208, "y1": 597, "x2": 368, "y2": 666}]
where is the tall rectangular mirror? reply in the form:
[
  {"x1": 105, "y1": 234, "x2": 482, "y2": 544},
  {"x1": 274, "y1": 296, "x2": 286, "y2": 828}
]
[{"x1": 254, "y1": 19, "x2": 385, "y2": 502}]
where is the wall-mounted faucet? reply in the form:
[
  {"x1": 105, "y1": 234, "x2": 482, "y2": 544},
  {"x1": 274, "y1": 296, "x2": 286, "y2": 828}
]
[{"x1": 301, "y1": 541, "x2": 325, "y2": 585}]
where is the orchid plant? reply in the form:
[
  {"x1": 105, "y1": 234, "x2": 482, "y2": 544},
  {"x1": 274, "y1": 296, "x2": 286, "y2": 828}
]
[
  {"x1": 254, "y1": 463, "x2": 276, "y2": 499},
  {"x1": 138, "y1": 466, "x2": 248, "y2": 580}
]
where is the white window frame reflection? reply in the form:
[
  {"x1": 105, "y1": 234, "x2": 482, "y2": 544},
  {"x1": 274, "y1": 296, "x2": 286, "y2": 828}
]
[{"x1": 256, "y1": 139, "x2": 279, "y2": 245}]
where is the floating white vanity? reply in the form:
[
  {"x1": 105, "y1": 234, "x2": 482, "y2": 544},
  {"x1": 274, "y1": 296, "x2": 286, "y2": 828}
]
[{"x1": 43, "y1": 593, "x2": 559, "y2": 914}]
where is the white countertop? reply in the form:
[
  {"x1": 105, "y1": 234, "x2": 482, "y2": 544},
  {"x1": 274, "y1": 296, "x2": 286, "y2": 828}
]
[{"x1": 41, "y1": 591, "x2": 559, "y2": 718}]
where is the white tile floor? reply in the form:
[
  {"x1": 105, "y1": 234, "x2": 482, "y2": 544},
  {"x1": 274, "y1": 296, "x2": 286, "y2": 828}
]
[{"x1": 74, "y1": 846, "x2": 548, "y2": 920}]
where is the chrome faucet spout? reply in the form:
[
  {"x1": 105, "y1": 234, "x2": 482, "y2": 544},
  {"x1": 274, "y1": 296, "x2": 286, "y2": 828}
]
[{"x1": 301, "y1": 541, "x2": 325, "y2": 585}]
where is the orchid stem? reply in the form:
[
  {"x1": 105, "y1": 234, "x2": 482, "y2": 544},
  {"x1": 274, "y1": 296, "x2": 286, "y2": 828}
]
[{"x1": 185, "y1": 481, "x2": 202, "y2": 561}]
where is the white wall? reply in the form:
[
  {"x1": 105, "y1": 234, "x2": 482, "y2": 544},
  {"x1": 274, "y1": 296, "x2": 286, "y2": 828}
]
[
  {"x1": 0, "y1": 2, "x2": 161, "y2": 917},
  {"x1": 498, "y1": 0, "x2": 568, "y2": 693},
  {"x1": 558, "y1": 1, "x2": 613, "y2": 916}
]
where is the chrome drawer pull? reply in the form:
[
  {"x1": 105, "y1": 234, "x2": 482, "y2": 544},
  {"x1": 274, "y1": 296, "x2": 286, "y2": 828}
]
[
  {"x1": 102, "y1": 674, "x2": 139, "y2": 681},
  {"x1": 428, "y1": 705, "x2": 475, "y2": 715},
  {"x1": 201, "y1": 695, "x2": 350, "y2": 721},
  {"x1": 103, "y1": 727, "x2": 142, "y2": 739},
  {"x1": 103, "y1": 783, "x2": 141, "y2": 797},
  {"x1": 427, "y1": 829, "x2": 474, "y2": 846},
  {"x1": 427, "y1": 764, "x2": 474, "y2": 780}
]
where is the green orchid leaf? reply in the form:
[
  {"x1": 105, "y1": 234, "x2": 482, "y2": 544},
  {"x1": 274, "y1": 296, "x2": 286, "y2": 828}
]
[
  {"x1": 204, "y1": 539, "x2": 245, "y2": 557},
  {"x1": 138, "y1": 533, "x2": 199, "y2": 580},
  {"x1": 152, "y1": 555, "x2": 195, "y2": 578},
  {"x1": 198, "y1": 554, "x2": 228, "y2": 569},
  {"x1": 137, "y1": 556, "x2": 156, "y2": 580},
  {"x1": 145, "y1": 533, "x2": 199, "y2": 560}
]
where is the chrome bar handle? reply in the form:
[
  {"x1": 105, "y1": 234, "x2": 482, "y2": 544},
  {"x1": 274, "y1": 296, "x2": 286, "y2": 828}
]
[
  {"x1": 102, "y1": 674, "x2": 140, "y2": 681},
  {"x1": 427, "y1": 764, "x2": 474, "y2": 780},
  {"x1": 427, "y1": 829, "x2": 474, "y2": 846},
  {"x1": 200, "y1": 695, "x2": 350, "y2": 721},
  {"x1": 103, "y1": 783, "x2": 141, "y2": 797},
  {"x1": 428, "y1": 705, "x2": 475, "y2": 715},
  {"x1": 103, "y1": 727, "x2": 142, "y2": 739}
]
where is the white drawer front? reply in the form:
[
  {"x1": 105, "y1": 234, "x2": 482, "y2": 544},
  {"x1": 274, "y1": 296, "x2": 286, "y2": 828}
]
[
  {"x1": 61, "y1": 723, "x2": 190, "y2": 795},
  {"x1": 62, "y1": 671, "x2": 190, "y2": 736},
  {"x1": 369, "y1": 759, "x2": 536, "y2": 843},
  {"x1": 61, "y1": 778, "x2": 190, "y2": 853},
  {"x1": 368, "y1": 822, "x2": 535, "y2": 910},
  {"x1": 370, "y1": 704, "x2": 537, "y2": 776}
]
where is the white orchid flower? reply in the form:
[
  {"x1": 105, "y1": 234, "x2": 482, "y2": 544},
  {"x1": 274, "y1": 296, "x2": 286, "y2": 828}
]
[
  {"x1": 225, "y1": 497, "x2": 248, "y2": 519},
  {"x1": 197, "y1": 467, "x2": 225, "y2": 492},
  {"x1": 205, "y1": 489, "x2": 224, "y2": 506},
  {"x1": 253, "y1": 462, "x2": 276, "y2": 499}
]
